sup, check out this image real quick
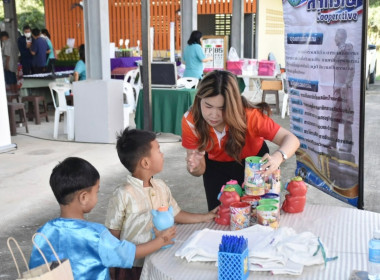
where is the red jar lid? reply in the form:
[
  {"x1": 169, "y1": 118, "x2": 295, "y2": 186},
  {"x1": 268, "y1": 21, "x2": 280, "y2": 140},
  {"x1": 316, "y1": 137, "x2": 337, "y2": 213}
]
[{"x1": 241, "y1": 195, "x2": 261, "y2": 202}]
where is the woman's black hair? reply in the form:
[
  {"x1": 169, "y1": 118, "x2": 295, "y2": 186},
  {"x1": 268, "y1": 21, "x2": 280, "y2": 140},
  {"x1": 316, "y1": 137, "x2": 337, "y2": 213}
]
[
  {"x1": 79, "y1": 44, "x2": 85, "y2": 63},
  {"x1": 41, "y1": 28, "x2": 51, "y2": 39},
  {"x1": 187, "y1": 30, "x2": 202, "y2": 45}
]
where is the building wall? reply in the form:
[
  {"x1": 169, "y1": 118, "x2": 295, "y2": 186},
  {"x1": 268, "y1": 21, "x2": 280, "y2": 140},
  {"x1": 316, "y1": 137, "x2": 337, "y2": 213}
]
[
  {"x1": 45, "y1": 0, "x2": 256, "y2": 52},
  {"x1": 257, "y1": 0, "x2": 285, "y2": 67},
  {"x1": 45, "y1": 0, "x2": 85, "y2": 51}
]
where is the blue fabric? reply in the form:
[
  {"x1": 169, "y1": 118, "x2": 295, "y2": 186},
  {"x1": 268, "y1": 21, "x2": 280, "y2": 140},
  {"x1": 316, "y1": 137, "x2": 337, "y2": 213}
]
[
  {"x1": 4, "y1": 70, "x2": 17, "y2": 85},
  {"x1": 29, "y1": 218, "x2": 136, "y2": 280},
  {"x1": 44, "y1": 37, "x2": 55, "y2": 65},
  {"x1": 74, "y1": 60, "x2": 86, "y2": 80},
  {"x1": 30, "y1": 37, "x2": 49, "y2": 67},
  {"x1": 17, "y1": 36, "x2": 33, "y2": 66},
  {"x1": 183, "y1": 44, "x2": 206, "y2": 79}
]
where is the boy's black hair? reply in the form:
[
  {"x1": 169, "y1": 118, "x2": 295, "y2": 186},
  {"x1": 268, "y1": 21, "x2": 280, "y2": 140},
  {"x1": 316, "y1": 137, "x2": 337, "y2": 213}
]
[
  {"x1": 0, "y1": 31, "x2": 9, "y2": 38},
  {"x1": 31, "y1": 28, "x2": 40, "y2": 37},
  {"x1": 116, "y1": 128, "x2": 156, "y2": 173},
  {"x1": 49, "y1": 157, "x2": 100, "y2": 205},
  {"x1": 23, "y1": 25, "x2": 31, "y2": 31}
]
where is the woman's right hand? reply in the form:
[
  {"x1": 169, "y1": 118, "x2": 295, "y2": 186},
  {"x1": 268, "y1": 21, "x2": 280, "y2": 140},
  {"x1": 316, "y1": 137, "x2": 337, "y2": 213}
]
[
  {"x1": 154, "y1": 226, "x2": 176, "y2": 247},
  {"x1": 186, "y1": 149, "x2": 205, "y2": 173}
]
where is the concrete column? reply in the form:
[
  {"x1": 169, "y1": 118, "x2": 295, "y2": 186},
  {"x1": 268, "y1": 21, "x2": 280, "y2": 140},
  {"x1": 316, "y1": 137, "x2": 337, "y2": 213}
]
[
  {"x1": 3, "y1": 0, "x2": 18, "y2": 65},
  {"x1": 83, "y1": 0, "x2": 110, "y2": 80},
  {"x1": 74, "y1": 0, "x2": 123, "y2": 143},
  {"x1": 141, "y1": 0, "x2": 152, "y2": 131},
  {"x1": 181, "y1": 0, "x2": 197, "y2": 56},
  {"x1": 231, "y1": 0, "x2": 244, "y2": 57}
]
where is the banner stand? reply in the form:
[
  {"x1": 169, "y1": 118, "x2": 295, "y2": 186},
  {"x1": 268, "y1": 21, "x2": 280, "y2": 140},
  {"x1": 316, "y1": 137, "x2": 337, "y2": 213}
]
[
  {"x1": 283, "y1": 0, "x2": 367, "y2": 209},
  {"x1": 358, "y1": 2, "x2": 368, "y2": 210}
]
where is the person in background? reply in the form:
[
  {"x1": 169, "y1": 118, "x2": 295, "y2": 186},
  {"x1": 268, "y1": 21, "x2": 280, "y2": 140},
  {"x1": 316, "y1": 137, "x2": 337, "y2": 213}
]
[
  {"x1": 29, "y1": 157, "x2": 176, "y2": 280},
  {"x1": 30, "y1": 28, "x2": 50, "y2": 74},
  {"x1": 1, "y1": 31, "x2": 18, "y2": 92},
  {"x1": 182, "y1": 70, "x2": 300, "y2": 211},
  {"x1": 41, "y1": 28, "x2": 55, "y2": 72},
  {"x1": 17, "y1": 25, "x2": 33, "y2": 75},
  {"x1": 182, "y1": 30, "x2": 213, "y2": 79},
  {"x1": 74, "y1": 44, "x2": 86, "y2": 81}
]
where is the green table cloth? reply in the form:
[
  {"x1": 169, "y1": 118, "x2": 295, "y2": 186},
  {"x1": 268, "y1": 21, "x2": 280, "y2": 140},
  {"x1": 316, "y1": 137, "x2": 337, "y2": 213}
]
[
  {"x1": 237, "y1": 77, "x2": 246, "y2": 93},
  {"x1": 135, "y1": 88, "x2": 197, "y2": 135}
]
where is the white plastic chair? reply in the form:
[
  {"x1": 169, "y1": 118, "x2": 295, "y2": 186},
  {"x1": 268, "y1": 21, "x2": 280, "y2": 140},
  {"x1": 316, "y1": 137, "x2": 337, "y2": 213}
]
[
  {"x1": 48, "y1": 82, "x2": 74, "y2": 140},
  {"x1": 123, "y1": 82, "x2": 134, "y2": 129},
  {"x1": 123, "y1": 77, "x2": 136, "y2": 109},
  {"x1": 123, "y1": 69, "x2": 141, "y2": 108},
  {"x1": 177, "y1": 77, "x2": 199, "y2": 89}
]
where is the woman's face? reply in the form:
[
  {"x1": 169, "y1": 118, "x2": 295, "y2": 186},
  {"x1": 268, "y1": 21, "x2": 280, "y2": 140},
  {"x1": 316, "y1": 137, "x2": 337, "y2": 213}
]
[{"x1": 200, "y1": 94, "x2": 225, "y2": 131}]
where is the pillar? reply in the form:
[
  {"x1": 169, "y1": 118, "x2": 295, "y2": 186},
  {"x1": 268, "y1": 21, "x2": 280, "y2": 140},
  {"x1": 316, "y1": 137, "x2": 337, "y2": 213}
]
[
  {"x1": 181, "y1": 0, "x2": 197, "y2": 56},
  {"x1": 74, "y1": 0, "x2": 123, "y2": 143},
  {"x1": 83, "y1": 0, "x2": 110, "y2": 80},
  {"x1": 231, "y1": 0, "x2": 244, "y2": 57}
]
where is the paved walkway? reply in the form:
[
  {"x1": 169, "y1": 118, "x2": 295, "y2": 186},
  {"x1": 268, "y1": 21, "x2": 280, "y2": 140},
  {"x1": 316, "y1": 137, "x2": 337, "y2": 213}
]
[{"x1": 0, "y1": 82, "x2": 379, "y2": 279}]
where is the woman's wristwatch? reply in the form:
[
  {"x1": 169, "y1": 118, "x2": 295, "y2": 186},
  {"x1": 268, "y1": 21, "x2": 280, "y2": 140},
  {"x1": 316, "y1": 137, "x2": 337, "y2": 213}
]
[{"x1": 276, "y1": 149, "x2": 288, "y2": 162}]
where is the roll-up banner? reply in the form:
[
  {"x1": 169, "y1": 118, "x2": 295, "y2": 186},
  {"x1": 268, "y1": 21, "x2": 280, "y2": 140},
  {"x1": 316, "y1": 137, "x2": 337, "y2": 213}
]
[{"x1": 282, "y1": 0, "x2": 366, "y2": 208}]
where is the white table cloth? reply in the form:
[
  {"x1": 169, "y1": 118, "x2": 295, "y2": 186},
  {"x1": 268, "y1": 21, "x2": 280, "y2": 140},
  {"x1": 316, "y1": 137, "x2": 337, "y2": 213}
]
[{"x1": 140, "y1": 204, "x2": 380, "y2": 280}]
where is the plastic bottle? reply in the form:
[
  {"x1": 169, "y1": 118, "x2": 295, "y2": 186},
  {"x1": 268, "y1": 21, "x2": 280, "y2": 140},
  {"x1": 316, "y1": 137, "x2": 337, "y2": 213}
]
[
  {"x1": 282, "y1": 176, "x2": 307, "y2": 213},
  {"x1": 369, "y1": 229, "x2": 380, "y2": 280},
  {"x1": 151, "y1": 206, "x2": 174, "y2": 249}
]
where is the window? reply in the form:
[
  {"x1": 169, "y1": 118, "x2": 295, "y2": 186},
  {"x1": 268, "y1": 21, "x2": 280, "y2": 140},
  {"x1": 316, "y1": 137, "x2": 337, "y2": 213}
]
[{"x1": 215, "y1": 14, "x2": 231, "y2": 36}]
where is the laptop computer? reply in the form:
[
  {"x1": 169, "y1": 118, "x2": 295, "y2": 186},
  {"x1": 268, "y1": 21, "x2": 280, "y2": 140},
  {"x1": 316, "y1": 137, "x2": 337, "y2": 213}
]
[{"x1": 139, "y1": 62, "x2": 184, "y2": 89}]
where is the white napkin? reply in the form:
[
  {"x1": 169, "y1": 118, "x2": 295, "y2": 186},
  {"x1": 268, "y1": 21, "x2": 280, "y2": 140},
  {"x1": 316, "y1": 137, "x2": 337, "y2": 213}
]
[{"x1": 175, "y1": 225, "x2": 327, "y2": 275}]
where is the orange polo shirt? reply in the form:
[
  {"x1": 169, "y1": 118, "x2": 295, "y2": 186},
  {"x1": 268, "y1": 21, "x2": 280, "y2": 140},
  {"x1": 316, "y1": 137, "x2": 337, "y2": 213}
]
[{"x1": 181, "y1": 108, "x2": 280, "y2": 162}]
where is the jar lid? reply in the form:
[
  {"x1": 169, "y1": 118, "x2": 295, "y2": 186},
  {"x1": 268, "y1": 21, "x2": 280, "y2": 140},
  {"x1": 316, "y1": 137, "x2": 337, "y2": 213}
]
[
  {"x1": 157, "y1": 206, "x2": 168, "y2": 212},
  {"x1": 374, "y1": 229, "x2": 380, "y2": 239}
]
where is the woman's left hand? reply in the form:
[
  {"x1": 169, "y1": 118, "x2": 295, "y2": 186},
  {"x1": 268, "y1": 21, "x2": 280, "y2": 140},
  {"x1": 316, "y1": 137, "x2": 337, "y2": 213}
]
[{"x1": 259, "y1": 152, "x2": 283, "y2": 176}]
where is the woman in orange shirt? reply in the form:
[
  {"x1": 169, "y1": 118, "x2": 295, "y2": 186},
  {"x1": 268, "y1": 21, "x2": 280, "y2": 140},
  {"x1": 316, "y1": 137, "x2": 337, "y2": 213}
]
[{"x1": 182, "y1": 70, "x2": 300, "y2": 210}]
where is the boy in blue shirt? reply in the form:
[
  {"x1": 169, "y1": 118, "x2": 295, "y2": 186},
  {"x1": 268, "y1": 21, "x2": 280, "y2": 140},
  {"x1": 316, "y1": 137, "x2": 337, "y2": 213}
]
[{"x1": 29, "y1": 157, "x2": 175, "y2": 280}]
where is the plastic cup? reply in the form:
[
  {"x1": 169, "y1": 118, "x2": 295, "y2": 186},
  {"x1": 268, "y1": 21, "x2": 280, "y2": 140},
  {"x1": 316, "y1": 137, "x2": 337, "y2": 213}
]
[
  {"x1": 259, "y1": 198, "x2": 280, "y2": 221},
  {"x1": 241, "y1": 195, "x2": 261, "y2": 225},
  {"x1": 245, "y1": 156, "x2": 262, "y2": 176},
  {"x1": 244, "y1": 156, "x2": 265, "y2": 195},
  {"x1": 256, "y1": 205, "x2": 278, "y2": 229},
  {"x1": 244, "y1": 181, "x2": 265, "y2": 196},
  {"x1": 259, "y1": 198, "x2": 279, "y2": 209},
  {"x1": 230, "y1": 202, "x2": 251, "y2": 231},
  {"x1": 270, "y1": 168, "x2": 281, "y2": 194},
  {"x1": 261, "y1": 193, "x2": 280, "y2": 203}
]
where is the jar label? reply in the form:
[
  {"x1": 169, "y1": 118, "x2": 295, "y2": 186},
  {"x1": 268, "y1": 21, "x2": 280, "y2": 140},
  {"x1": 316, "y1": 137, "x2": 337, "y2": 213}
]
[{"x1": 369, "y1": 249, "x2": 380, "y2": 263}]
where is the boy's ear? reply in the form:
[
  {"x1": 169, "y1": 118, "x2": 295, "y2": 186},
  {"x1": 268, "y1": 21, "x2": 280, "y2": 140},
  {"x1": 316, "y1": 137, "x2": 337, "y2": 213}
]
[
  {"x1": 139, "y1": 156, "x2": 150, "y2": 169},
  {"x1": 78, "y1": 190, "x2": 89, "y2": 205}
]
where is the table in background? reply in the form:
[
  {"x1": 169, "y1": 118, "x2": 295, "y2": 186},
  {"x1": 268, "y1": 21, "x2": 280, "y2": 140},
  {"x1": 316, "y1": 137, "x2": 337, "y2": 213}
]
[
  {"x1": 135, "y1": 88, "x2": 197, "y2": 136},
  {"x1": 141, "y1": 204, "x2": 380, "y2": 280},
  {"x1": 111, "y1": 66, "x2": 137, "y2": 80},
  {"x1": 237, "y1": 74, "x2": 281, "y2": 100},
  {"x1": 110, "y1": 57, "x2": 141, "y2": 71},
  {"x1": 21, "y1": 71, "x2": 73, "y2": 96}
]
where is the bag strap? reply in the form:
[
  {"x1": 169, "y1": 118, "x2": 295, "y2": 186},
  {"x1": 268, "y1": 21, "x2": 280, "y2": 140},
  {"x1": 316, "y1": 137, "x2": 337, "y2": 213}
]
[
  {"x1": 32, "y1": 232, "x2": 63, "y2": 271},
  {"x1": 7, "y1": 237, "x2": 30, "y2": 278}
]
